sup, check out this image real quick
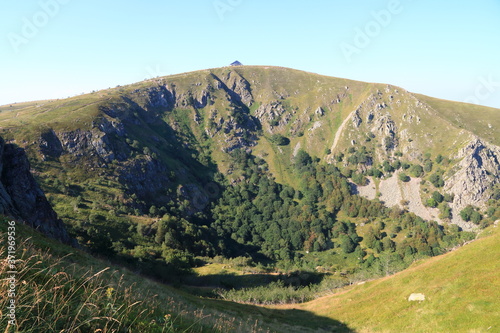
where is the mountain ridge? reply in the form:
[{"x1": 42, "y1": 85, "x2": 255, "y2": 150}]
[{"x1": 1, "y1": 66, "x2": 499, "y2": 229}]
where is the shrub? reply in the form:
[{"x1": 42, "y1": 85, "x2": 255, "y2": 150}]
[
  {"x1": 424, "y1": 161, "x2": 433, "y2": 173},
  {"x1": 432, "y1": 191, "x2": 444, "y2": 203},
  {"x1": 269, "y1": 134, "x2": 290, "y2": 146},
  {"x1": 460, "y1": 205, "x2": 475, "y2": 221},
  {"x1": 398, "y1": 172, "x2": 410, "y2": 182},
  {"x1": 409, "y1": 164, "x2": 424, "y2": 177}
]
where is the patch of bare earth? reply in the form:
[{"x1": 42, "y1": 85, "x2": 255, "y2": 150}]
[
  {"x1": 357, "y1": 173, "x2": 442, "y2": 223},
  {"x1": 355, "y1": 177, "x2": 376, "y2": 200}
]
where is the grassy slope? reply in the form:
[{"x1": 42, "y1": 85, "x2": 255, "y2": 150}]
[
  {"x1": 272, "y1": 225, "x2": 500, "y2": 332},
  {"x1": 0, "y1": 220, "x2": 353, "y2": 333},
  {"x1": 417, "y1": 94, "x2": 500, "y2": 146},
  {"x1": 1, "y1": 67, "x2": 499, "y2": 332}
]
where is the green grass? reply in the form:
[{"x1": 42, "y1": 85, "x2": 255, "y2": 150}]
[
  {"x1": 0, "y1": 220, "x2": 356, "y2": 332},
  {"x1": 273, "y1": 225, "x2": 500, "y2": 332},
  {"x1": 417, "y1": 94, "x2": 500, "y2": 146}
]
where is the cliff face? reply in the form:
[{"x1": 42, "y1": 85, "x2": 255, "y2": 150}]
[
  {"x1": 445, "y1": 138, "x2": 500, "y2": 219},
  {"x1": 0, "y1": 137, "x2": 73, "y2": 245}
]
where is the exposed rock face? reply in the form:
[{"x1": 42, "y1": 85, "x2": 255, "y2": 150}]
[
  {"x1": 213, "y1": 71, "x2": 253, "y2": 106},
  {"x1": 116, "y1": 157, "x2": 171, "y2": 204},
  {"x1": 39, "y1": 129, "x2": 63, "y2": 160},
  {"x1": 147, "y1": 85, "x2": 176, "y2": 110},
  {"x1": 0, "y1": 137, "x2": 73, "y2": 245},
  {"x1": 446, "y1": 137, "x2": 500, "y2": 224}
]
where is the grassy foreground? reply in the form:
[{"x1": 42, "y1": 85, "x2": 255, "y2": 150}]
[
  {"x1": 271, "y1": 224, "x2": 500, "y2": 332},
  {"x1": 0, "y1": 220, "x2": 354, "y2": 332}
]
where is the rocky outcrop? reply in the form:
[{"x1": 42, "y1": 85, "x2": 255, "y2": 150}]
[
  {"x1": 147, "y1": 85, "x2": 176, "y2": 110},
  {"x1": 39, "y1": 129, "x2": 63, "y2": 160},
  {"x1": 445, "y1": 138, "x2": 500, "y2": 220},
  {"x1": 0, "y1": 137, "x2": 73, "y2": 245},
  {"x1": 212, "y1": 71, "x2": 253, "y2": 107},
  {"x1": 116, "y1": 156, "x2": 171, "y2": 205}
]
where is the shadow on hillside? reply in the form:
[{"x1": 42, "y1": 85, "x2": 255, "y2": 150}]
[
  {"x1": 201, "y1": 297, "x2": 357, "y2": 333},
  {"x1": 184, "y1": 270, "x2": 325, "y2": 290}
]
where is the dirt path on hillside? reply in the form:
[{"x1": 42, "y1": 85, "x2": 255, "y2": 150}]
[{"x1": 330, "y1": 109, "x2": 356, "y2": 152}]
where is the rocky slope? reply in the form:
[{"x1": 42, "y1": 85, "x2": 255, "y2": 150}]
[
  {"x1": 445, "y1": 137, "x2": 500, "y2": 219},
  {"x1": 0, "y1": 66, "x2": 499, "y2": 230},
  {"x1": 0, "y1": 136, "x2": 73, "y2": 245}
]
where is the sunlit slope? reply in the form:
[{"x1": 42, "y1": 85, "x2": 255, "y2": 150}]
[
  {"x1": 416, "y1": 94, "x2": 500, "y2": 146},
  {"x1": 274, "y1": 226, "x2": 500, "y2": 333}
]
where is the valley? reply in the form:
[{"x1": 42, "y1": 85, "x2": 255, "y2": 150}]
[{"x1": 1, "y1": 66, "x2": 499, "y2": 332}]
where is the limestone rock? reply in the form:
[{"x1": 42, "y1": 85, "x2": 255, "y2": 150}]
[{"x1": 408, "y1": 293, "x2": 425, "y2": 301}]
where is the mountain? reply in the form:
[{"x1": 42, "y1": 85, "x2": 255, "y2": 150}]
[
  {"x1": 1, "y1": 66, "x2": 498, "y2": 229},
  {"x1": 0, "y1": 65, "x2": 499, "y2": 332}
]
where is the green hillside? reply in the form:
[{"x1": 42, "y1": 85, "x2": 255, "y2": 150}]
[
  {"x1": 274, "y1": 225, "x2": 500, "y2": 332},
  {"x1": 0, "y1": 219, "x2": 353, "y2": 333},
  {"x1": 1, "y1": 66, "x2": 499, "y2": 332}
]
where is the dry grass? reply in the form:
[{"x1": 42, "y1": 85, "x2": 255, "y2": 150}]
[
  {"x1": 0, "y1": 224, "x2": 279, "y2": 333},
  {"x1": 271, "y1": 226, "x2": 500, "y2": 332}
]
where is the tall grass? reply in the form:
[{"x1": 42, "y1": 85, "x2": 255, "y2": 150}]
[
  {"x1": 0, "y1": 231, "x2": 273, "y2": 333},
  {"x1": 0, "y1": 237, "x2": 168, "y2": 332}
]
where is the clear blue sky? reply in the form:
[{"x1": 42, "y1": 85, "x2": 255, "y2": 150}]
[{"x1": 1, "y1": 0, "x2": 499, "y2": 108}]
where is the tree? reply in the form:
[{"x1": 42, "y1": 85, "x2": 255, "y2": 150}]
[
  {"x1": 340, "y1": 234, "x2": 356, "y2": 254},
  {"x1": 432, "y1": 191, "x2": 444, "y2": 203},
  {"x1": 149, "y1": 205, "x2": 159, "y2": 217},
  {"x1": 460, "y1": 205, "x2": 475, "y2": 221},
  {"x1": 270, "y1": 134, "x2": 290, "y2": 146},
  {"x1": 398, "y1": 172, "x2": 410, "y2": 182},
  {"x1": 382, "y1": 238, "x2": 396, "y2": 252},
  {"x1": 470, "y1": 211, "x2": 482, "y2": 224},
  {"x1": 383, "y1": 161, "x2": 394, "y2": 173},
  {"x1": 429, "y1": 173, "x2": 444, "y2": 187},
  {"x1": 294, "y1": 149, "x2": 312, "y2": 168},
  {"x1": 409, "y1": 164, "x2": 424, "y2": 177},
  {"x1": 352, "y1": 172, "x2": 367, "y2": 186}
]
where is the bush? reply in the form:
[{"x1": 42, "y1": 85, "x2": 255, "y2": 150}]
[
  {"x1": 438, "y1": 202, "x2": 452, "y2": 219},
  {"x1": 409, "y1": 164, "x2": 424, "y2": 177},
  {"x1": 460, "y1": 205, "x2": 475, "y2": 221},
  {"x1": 398, "y1": 172, "x2": 410, "y2": 182},
  {"x1": 429, "y1": 173, "x2": 445, "y2": 187},
  {"x1": 426, "y1": 198, "x2": 438, "y2": 208},
  {"x1": 444, "y1": 193, "x2": 454, "y2": 203},
  {"x1": 269, "y1": 134, "x2": 290, "y2": 146},
  {"x1": 432, "y1": 191, "x2": 444, "y2": 203}
]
